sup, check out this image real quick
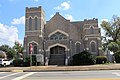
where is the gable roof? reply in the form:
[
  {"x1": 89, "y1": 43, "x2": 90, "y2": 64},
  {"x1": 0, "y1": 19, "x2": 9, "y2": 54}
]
[{"x1": 47, "y1": 12, "x2": 67, "y2": 23}]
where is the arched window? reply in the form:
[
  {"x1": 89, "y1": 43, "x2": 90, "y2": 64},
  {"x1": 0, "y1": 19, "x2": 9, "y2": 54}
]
[
  {"x1": 91, "y1": 42, "x2": 96, "y2": 52},
  {"x1": 29, "y1": 17, "x2": 32, "y2": 30},
  {"x1": 50, "y1": 32, "x2": 67, "y2": 40},
  {"x1": 35, "y1": 17, "x2": 37, "y2": 30},
  {"x1": 29, "y1": 42, "x2": 38, "y2": 54},
  {"x1": 90, "y1": 27, "x2": 94, "y2": 34},
  {"x1": 76, "y1": 43, "x2": 81, "y2": 54}
]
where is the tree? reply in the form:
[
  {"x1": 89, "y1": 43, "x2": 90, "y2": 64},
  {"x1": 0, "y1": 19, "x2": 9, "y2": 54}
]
[
  {"x1": 0, "y1": 45, "x2": 16, "y2": 59},
  {"x1": 13, "y1": 41, "x2": 24, "y2": 59},
  {"x1": 101, "y1": 16, "x2": 120, "y2": 53}
]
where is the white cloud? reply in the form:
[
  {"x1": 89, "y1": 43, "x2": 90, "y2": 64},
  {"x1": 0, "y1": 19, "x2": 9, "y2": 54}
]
[
  {"x1": 11, "y1": 16, "x2": 25, "y2": 25},
  {"x1": 0, "y1": 23, "x2": 21, "y2": 47},
  {"x1": 54, "y1": 1, "x2": 70, "y2": 10},
  {"x1": 65, "y1": 14, "x2": 74, "y2": 21},
  {"x1": 34, "y1": 0, "x2": 38, "y2": 2}
]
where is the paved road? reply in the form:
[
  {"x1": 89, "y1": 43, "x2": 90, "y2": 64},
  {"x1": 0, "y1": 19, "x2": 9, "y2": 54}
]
[{"x1": 0, "y1": 70, "x2": 120, "y2": 80}]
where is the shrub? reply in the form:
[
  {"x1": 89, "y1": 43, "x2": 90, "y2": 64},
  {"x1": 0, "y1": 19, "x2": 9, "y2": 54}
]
[
  {"x1": 114, "y1": 51, "x2": 120, "y2": 63},
  {"x1": 13, "y1": 59, "x2": 23, "y2": 67},
  {"x1": 72, "y1": 51, "x2": 96, "y2": 65},
  {"x1": 23, "y1": 55, "x2": 37, "y2": 66},
  {"x1": 96, "y1": 56, "x2": 107, "y2": 64},
  {"x1": 23, "y1": 57, "x2": 30, "y2": 67}
]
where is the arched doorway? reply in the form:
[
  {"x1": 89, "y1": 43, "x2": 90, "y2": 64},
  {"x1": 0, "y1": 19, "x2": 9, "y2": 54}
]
[{"x1": 49, "y1": 46, "x2": 65, "y2": 65}]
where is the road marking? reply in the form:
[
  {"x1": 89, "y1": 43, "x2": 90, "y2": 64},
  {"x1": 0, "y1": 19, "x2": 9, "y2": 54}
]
[
  {"x1": 112, "y1": 72, "x2": 120, "y2": 76},
  {"x1": 12, "y1": 72, "x2": 37, "y2": 80},
  {"x1": 0, "y1": 72, "x2": 20, "y2": 79}
]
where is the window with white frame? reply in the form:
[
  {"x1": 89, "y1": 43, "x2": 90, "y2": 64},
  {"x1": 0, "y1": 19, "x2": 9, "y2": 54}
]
[{"x1": 50, "y1": 32, "x2": 67, "y2": 40}]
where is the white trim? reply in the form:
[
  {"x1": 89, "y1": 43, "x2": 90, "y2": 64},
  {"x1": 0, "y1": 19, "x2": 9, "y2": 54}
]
[
  {"x1": 89, "y1": 25, "x2": 94, "y2": 28},
  {"x1": 75, "y1": 41, "x2": 81, "y2": 45},
  {"x1": 90, "y1": 40, "x2": 96, "y2": 44},
  {"x1": 27, "y1": 16, "x2": 33, "y2": 19},
  {"x1": 83, "y1": 34, "x2": 100, "y2": 39},
  {"x1": 26, "y1": 11, "x2": 41, "y2": 13},
  {"x1": 47, "y1": 43, "x2": 68, "y2": 51},
  {"x1": 83, "y1": 25, "x2": 99, "y2": 31},
  {"x1": 83, "y1": 23, "x2": 98, "y2": 26},
  {"x1": 85, "y1": 38, "x2": 88, "y2": 40},
  {"x1": 48, "y1": 29, "x2": 69, "y2": 37},
  {"x1": 26, "y1": 15, "x2": 40, "y2": 19},
  {"x1": 97, "y1": 37, "x2": 101, "y2": 40},
  {"x1": 27, "y1": 41, "x2": 38, "y2": 46},
  {"x1": 34, "y1": 15, "x2": 39, "y2": 19}
]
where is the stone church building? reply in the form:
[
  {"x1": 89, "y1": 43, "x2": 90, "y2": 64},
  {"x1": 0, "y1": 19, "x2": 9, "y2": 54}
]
[{"x1": 23, "y1": 6, "x2": 102, "y2": 66}]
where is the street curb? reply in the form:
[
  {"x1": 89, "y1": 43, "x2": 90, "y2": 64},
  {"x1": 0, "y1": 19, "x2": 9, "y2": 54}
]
[
  {"x1": 1, "y1": 64, "x2": 120, "y2": 72},
  {"x1": 11, "y1": 70, "x2": 23, "y2": 72},
  {"x1": 0, "y1": 68, "x2": 120, "y2": 72}
]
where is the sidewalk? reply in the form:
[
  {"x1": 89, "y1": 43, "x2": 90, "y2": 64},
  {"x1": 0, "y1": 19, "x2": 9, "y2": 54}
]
[{"x1": 0, "y1": 64, "x2": 120, "y2": 72}]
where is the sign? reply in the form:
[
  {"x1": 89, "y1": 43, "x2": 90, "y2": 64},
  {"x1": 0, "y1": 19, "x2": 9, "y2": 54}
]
[{"x1": 36, "y1": 54, "x2": 44, "y2": 62}]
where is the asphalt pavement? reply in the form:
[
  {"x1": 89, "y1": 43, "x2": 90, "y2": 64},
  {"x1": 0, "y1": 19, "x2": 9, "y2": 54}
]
[{"x1": 0, "y1": 70, "x2": 120, "y2": 80}]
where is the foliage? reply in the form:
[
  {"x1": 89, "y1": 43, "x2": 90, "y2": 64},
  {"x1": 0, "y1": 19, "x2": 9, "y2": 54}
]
[
  {"x1": 107, "y1": 42, "x2": 119, "y2": 53},
  {"x1": 13, "y1": 59, "x2": 24, "y2": 67},
  {"x1": 13, "y1": 41, "x2": 24, "y2": 59},
  {"x1": 0, "y1": 41, "x2": 24, "y2": 59},
  {"x1": 114, "y1": 51, "x2": 120, "y2": 63},
  {"x1": 24, "y1": 55, "x2": 37, "y2": 66},
  {"x1": 72, "y1": 51, "x2": 96, "y2": 65},
  {"x1": 13, "y1": 41, "x2": 24, "y2": 53},
  {"x1": 23, "y1": 56, "x2": 30, "y2": 67},
  {"x1": 101, "y1": 15, "x2": 120, "y2": 53},
  {"x1": 0, "y1": 45, "x2": 16, "y2": 59},
  {"x1": 96, "y1": 56, "x2": 107, "y2": 64}
]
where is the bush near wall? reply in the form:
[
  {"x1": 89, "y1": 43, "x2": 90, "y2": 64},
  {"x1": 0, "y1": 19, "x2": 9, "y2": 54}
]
[
  {"x1": 96, "y1": 56, "x2": 107, "y2": 64},
  {"x1": 72, "y1": 51, "x2": 96, "y2": 65},
  {"x1": 13, "y1": 59, "x2": 24, "y2": 67},
  {"x1": 13, "y1": 55, "x2": 37, "y2": 67},
  {"x1": 114, "y1": 51, "x2": 120, "y2": 63}
]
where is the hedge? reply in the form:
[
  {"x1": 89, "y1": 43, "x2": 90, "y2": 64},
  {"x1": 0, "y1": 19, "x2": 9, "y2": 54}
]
[
  {"x1": 13, "y1": 59, "x2": 24, "y2": 67},
  {"x1": 72, "y1": 51, "x2": 96, "y2": 65},
  {"x1": 114, "y1": 51, "x2": 120, "y2": 63},
  {"x1": 96, "y1": 56, "x2": 107, "y2": 64}
]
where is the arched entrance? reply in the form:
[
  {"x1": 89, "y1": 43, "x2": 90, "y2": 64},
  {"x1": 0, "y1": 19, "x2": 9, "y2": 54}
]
[{"x1": 49, "y1": 46, "x2": 65, "y2": 65}]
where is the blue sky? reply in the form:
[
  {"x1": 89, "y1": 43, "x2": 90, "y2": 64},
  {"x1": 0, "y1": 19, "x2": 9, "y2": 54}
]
[{"x1": 0, "y1": 0, "x2": 120, "y2": 46}]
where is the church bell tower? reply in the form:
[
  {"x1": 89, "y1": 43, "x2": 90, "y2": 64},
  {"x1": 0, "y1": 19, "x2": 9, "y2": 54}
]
[{"x1": 23, "y1": 6, "x2": 45, "y2": 65}]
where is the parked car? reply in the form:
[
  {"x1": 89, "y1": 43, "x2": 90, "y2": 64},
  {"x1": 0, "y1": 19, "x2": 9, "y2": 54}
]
[{"x1": 0, "y1": 59, "x2": 11, "y2": 67}]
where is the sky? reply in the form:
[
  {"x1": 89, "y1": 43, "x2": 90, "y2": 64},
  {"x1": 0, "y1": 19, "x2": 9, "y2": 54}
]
[{"x1": 0, "y1": 0, "x2": 120, "y2": 47}]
